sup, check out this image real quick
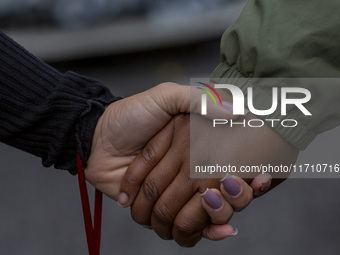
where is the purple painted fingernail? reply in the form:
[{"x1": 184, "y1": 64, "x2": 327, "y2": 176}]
[
  {"x1": 221, "y1": 174, "x2": 241, "y2": 197},
  {"x1": 201, "y1": 188, "x2": 223, "y2": 210}
]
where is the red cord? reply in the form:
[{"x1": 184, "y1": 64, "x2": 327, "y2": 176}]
[
  {"x1": 77, "y1": 152, "x2": 103, "y2": 255},
  {"x1": 94, "y1": 189, "x2": 102, "y2": 253}
]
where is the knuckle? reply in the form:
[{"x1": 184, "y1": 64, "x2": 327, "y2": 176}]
[
  {"x1": 154, "y1": 82, "x2": 177, "y2": 95},
  {"x1": 158, "y1": 82, "x2": 178, "y2": 88},
  {"x1": 153, "y1": 204, "x2": 174, "y2": 225},
  {"x1": 174, "y1": 220, "x2": 199, "y2": 238},
  {"x1": 142, "y1": 178, "x2": 160, "y2": 203},
  {"x1": 140, "y1": 143, "x2": 158, "y2": 168},
  {"x1": 124, "y1": 173, "x2": 138, "y2": 187}
]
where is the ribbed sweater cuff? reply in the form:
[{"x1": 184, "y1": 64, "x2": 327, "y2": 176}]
[
  {"x1": 0, "y1": 30, "x2": 120, "y2": 174},
  {"x1": 52, "y1": 71, "x2": 120, "y2": 174}
]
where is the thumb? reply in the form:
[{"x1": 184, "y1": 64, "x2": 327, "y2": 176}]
[{"x1": 151, "y1": 82, "x2": 240, "y2": 120}]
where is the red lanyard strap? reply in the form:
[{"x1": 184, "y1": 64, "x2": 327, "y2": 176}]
[{"x1": 77, "y1": 152, "x2": 103, "y2": 255}]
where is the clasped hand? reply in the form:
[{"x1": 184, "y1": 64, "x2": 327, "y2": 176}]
[{"x1": 85, "y1": 82, "x2": 298, "y2": 247}]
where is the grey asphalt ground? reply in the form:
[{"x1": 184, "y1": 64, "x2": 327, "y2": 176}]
[{"x1": 1, "y1": 40, "x2": 340, "y2": 255}]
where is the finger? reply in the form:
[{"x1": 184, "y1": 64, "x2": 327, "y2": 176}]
[
  {"x1": 152, "y1": 83, "x2": 239, "y2": 120},
  {"x1": 85, "y1": 155, "x2": 134, "y2": 201},
  {"x1": 202, "y1": 224, "x2": 238, "y2": 241},
  {"x1": 200, "y1": 189, "x2": 238, "y2": 240},
  {"x1": 201, "y1": 188, "x2": 234, "y2": 224},
  {"x1": 254, "y1": 178, "x2": 287, "y2": 198},
  {"x1": 130, "y1": 145, "x2": 182, "y2": 227},
  {"x1": 150, "y1": 168, "x2": 195, "y2": 240},
  {"x1": 172, "y1": 193, "x2": 209, "y2": 247},
  {"x1": 89, "y1": 168, "x2": 126, "y2": 201},
  {"x1": 220, "y1": 174, "x2": 253, "y2": 212},
  {"x1": 251, "y1": 173, "x2": 272, "y2": 198},
  {"x1": 118, "y1": 119, "x2": 174, "y2": 207}
]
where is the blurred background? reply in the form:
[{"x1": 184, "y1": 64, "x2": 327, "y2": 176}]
[{"x1": 1, "y1": 0, "x2": 340, "y2": 254}]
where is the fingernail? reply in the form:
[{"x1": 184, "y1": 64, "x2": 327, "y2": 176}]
[
  {"x1": 222, "y1": 101, "x2": 249, "y2": 114},
  {"x1": 221, "y1": 101, "x2": 233, "y2": 112},
  {"x1": 142, "y1": 225, "x2": 152, "y2": 230},
  {"x1": 118, "y1": 192, "x2": 129, "y2": 207},
  {"x1": 261, "y1": 179, "x2": 271, "y2": 191},
  {"x1": 221, "y1": 174, "x2": 241, "y2": 197},
  {"x1": 231, "y1": 228, "x2": 238, "y2": 236},
  {"x1": 201, "y1": 188, "x2": 223, "y2": 210}
]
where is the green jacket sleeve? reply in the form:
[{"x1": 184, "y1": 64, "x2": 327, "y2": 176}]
[{"x1": 211, "y1": 0, "x2": 340, "y2": 150}]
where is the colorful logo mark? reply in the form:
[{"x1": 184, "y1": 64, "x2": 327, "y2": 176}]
[{"x1": 196, "y1": 82, "x2": 222, "y2": 115}]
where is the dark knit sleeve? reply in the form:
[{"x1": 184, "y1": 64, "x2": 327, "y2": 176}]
[{"x1": 0, "y1": 31, "x2": 120, "y2": 174}]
